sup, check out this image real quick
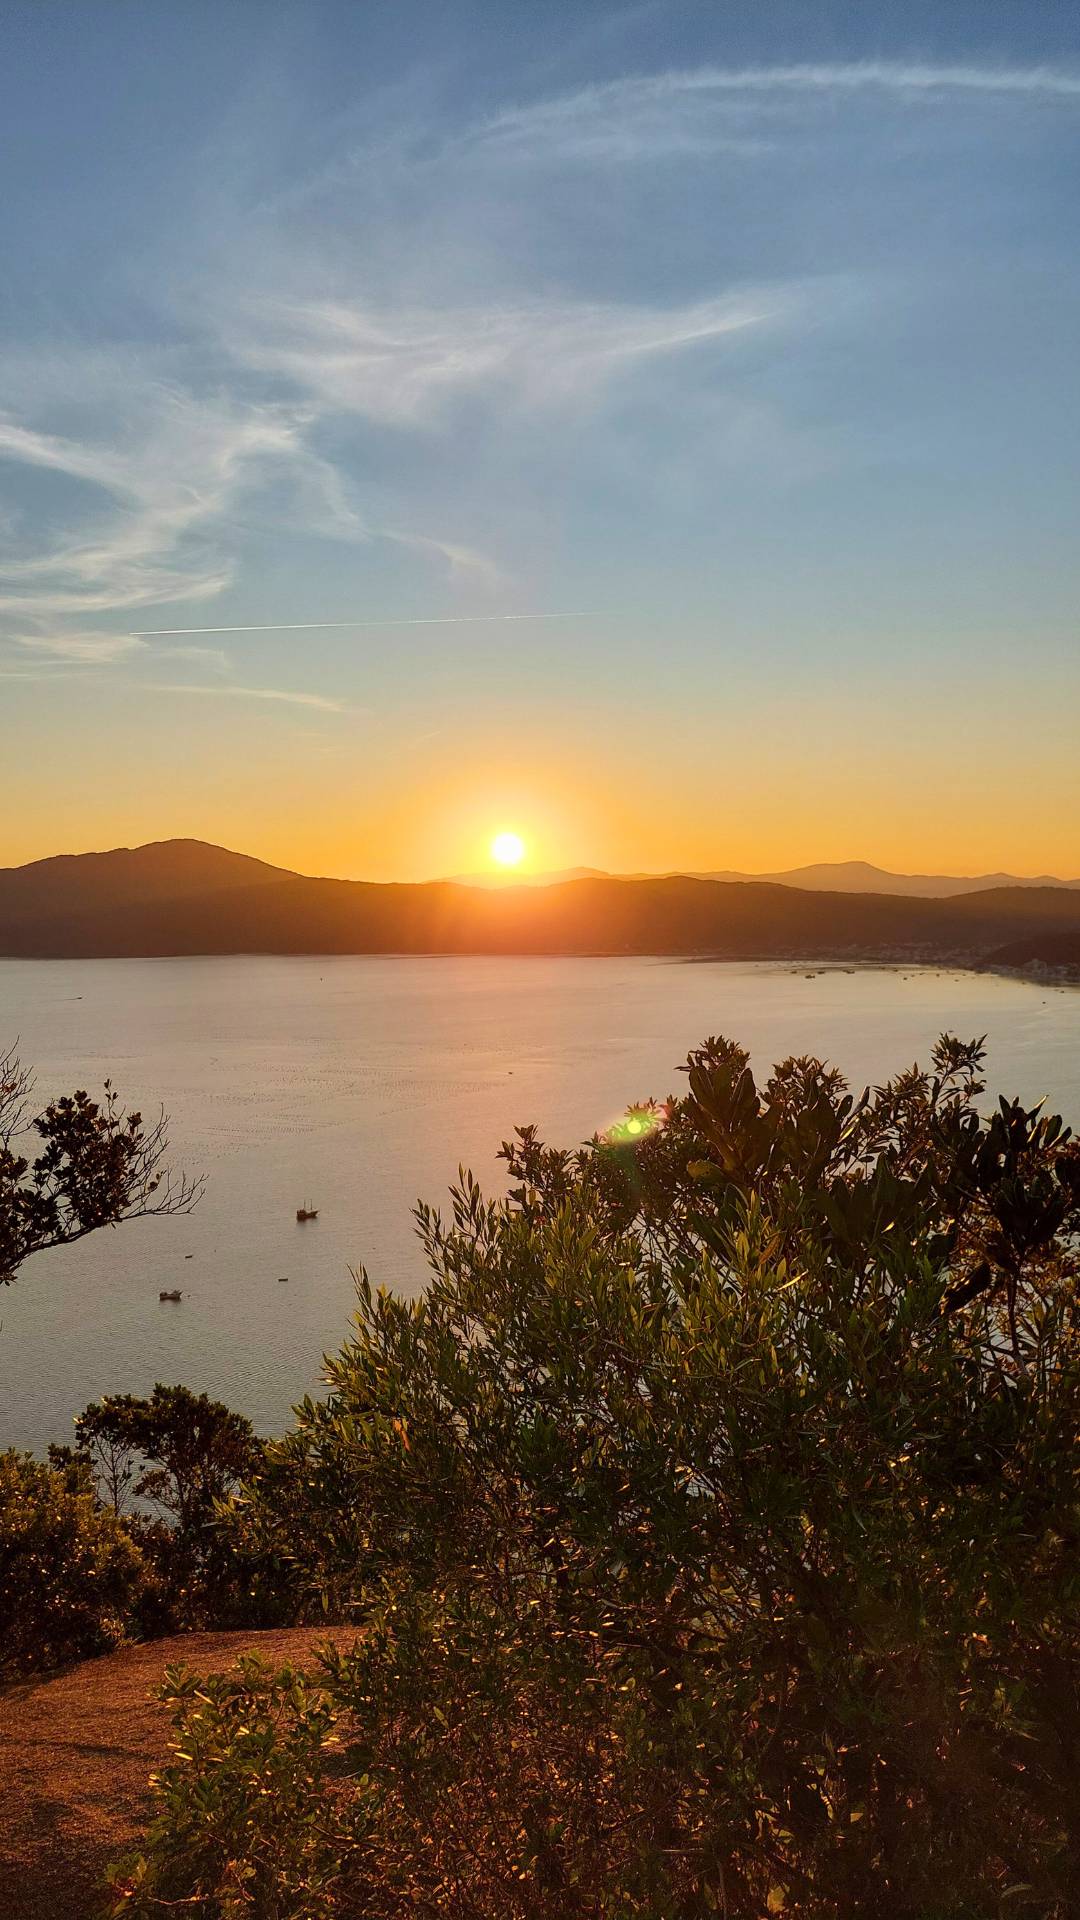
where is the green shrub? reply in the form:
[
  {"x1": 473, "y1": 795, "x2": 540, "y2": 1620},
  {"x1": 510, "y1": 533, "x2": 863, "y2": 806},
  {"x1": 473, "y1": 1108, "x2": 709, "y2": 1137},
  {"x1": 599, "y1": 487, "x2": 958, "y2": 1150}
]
[
  {"x1": 0, "y1": 1449, "x2": 148, "y2": 1676},
  {"x1": 107, "y1": 1658, "x2": 362, "y2": 1919},
  {"x1": 115, "y1": 1035, "x2": 1080, "y2": 1917},
  {"x1": 74, "y1": 1384, "x2": 270, "y2": 1630}
]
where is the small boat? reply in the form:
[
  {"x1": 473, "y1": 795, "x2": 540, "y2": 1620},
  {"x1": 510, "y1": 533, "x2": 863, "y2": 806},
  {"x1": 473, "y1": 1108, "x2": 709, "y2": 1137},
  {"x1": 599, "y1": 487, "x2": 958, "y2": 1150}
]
[
  {"x1": 159, "y1": 1289, "x2": 182, "y2": 1303},
  {"x1": 278, "y1": 1276, "x2": 289, "y2": 1283},
  {"x1": 296, "y1": 1204, "x2": 319, "y2": 1222}
]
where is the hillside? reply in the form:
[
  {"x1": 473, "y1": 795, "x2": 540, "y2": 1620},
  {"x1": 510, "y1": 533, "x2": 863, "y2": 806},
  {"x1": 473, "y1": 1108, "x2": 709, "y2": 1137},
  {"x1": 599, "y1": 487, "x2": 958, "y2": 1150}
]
[
  {"x1": 691, "y1": 859, "x2": 1080, "y2": 896},
  {"x1": 0, "y1": 839, "x2": 294, "y2": 929},
  {"x1": 985, "y1": 929, "x2": 1080, "y2": 974},
  {"x1": 2, "y1": 840, "x2": 1080, "y2": 965},
  {"x1": 451, "y1": 860, "x2": 1080, "y2": 896}
]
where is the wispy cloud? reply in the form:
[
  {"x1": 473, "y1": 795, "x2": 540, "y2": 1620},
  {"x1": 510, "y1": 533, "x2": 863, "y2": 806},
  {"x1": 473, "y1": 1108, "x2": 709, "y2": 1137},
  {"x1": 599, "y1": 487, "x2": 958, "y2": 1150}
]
[
  {"x1": 0, "y1": 277, "x2": 772, "y2": 668},
  {"x1": 0, "y1": 390, "x2": 297, "y2": 666},
  {"x1": 6, "y1": 629, "x2": 148, "y2": 664},
  {"x1": 225, "y1": 290, "x2": 775, "y2": 425},
  {"x1": 0, "y1": 353, "x2": 501, "y2": 662},
  {"x1": 0, "y1": 400, "x2": 297, "y2": 614},
  {"x1": 479, "y1": 60, "x2": 1080, "y2": 160},
  {"x1": 153, "y1": 682, "x2": 350, "y2": 712},
  {"x1": 4, "y1": 629, "x2": 230, "y2": 669},
  {"x1": 0, "y1": 417, "x2": 132, "y2": 492},
  {"x1": 157, "y1": 643, "x2": 231, "y2": 671},
  {"x1": 8, "y1": 54, "x2": 1068, "y2": 688},
  {"x1": 0, "y1": 664, "x2": 87, "y2": 683},
  {"x1": 271, "y1": 438, "x2": 500, "y2": 584}
]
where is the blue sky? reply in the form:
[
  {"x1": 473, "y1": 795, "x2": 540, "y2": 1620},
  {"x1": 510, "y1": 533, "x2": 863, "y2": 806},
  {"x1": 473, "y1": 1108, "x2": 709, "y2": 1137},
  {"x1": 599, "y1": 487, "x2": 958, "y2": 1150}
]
[{"x1": 1, "y1": 1, "x2": 1078, "y2": 877}]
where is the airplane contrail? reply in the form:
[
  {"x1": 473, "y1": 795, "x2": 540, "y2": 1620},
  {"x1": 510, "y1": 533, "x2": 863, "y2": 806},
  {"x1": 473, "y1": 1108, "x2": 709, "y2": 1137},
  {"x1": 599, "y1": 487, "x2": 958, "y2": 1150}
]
[{"x1": 130, "y1": 612, "x2": 605, "y2": 636}]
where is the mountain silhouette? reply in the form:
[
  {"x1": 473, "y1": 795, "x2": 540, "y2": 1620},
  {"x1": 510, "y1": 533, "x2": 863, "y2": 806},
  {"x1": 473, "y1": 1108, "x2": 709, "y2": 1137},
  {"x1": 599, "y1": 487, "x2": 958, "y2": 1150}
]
[
  {"x1": 2, "y1": 840, "x2": 1079, "y2": 968},
  {"x1": 687, "y1": 859, "x2": 1079, "y2": 897},
  {"x1": 0, "y1": 839, "x2": 293, "y2": 929},
  {"x1": 452, "y1": 858, "x2": 1079, "y2": 897}
]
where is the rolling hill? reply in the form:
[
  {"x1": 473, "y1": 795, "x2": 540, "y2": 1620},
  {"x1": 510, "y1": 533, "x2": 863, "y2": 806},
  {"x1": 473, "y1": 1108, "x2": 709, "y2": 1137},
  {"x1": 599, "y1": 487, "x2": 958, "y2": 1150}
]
[
  {"x1": 0, "y1": 839, "x2": 294, "y2": 929},
  {"x1": 450, "y1": 859, "x2": 1079, "y2": 896},
  {"x1": 690, "y1": 859, "x2": 1080, "y2": 897},
  {"x1": 1, "y1": 840, "x2": 1079, "y2": 968}
]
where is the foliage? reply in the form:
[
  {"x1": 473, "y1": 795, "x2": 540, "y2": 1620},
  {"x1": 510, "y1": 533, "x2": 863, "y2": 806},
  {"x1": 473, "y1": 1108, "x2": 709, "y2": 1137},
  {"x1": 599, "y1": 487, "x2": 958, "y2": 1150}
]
[
  {"x1": 117, "y1": 1035, "x2": 1080, "y2": 1916},
  {"x1": 74, "y1": 1385, "x2": 267, "y2": 1629},
  {"x1": 0, "y1": 1448, "x2": 148, "y2": 1677},
  {"x1": 4, "y1": 1386, "x2": 273, "y2": 1671},
  {"x1": 107, "y1": 1658, "x2": 360, "y2": 1919},
  {"x1": 0, "y1": 1043, "x2": 202, "y2": 1287},
  {"x1": 76, "y1": 1385, "x2": 259, "y2": 1531}
]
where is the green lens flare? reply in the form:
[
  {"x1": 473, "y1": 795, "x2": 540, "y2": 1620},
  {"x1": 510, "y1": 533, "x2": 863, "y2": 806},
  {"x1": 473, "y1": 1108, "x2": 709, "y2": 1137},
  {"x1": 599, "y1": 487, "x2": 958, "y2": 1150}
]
[{"x1": 604, "y1": 1106, "x2": 663, "y2": 1147}]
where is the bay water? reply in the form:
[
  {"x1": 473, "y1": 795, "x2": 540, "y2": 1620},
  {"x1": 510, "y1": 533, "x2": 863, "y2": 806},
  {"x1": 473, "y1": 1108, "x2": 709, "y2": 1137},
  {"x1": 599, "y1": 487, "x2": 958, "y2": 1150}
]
[{"x1": 1, "y1": 956, "x2": 1077, "y2": 1457}]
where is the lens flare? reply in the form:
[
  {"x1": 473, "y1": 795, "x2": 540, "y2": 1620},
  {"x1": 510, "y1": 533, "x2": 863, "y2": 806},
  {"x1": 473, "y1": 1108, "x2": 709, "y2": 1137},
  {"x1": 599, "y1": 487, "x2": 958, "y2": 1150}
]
[{"x1": 603, "y1": 1105, "x2": 664, "y2": 1147}]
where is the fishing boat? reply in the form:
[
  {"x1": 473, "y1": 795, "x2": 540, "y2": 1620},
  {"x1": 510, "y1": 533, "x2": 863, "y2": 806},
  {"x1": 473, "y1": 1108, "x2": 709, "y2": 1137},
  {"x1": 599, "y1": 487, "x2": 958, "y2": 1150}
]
[
  {"x1": 296, "y1": 1203, "x2": 319, "y2": 1222},
  {"x1": 159, "y1": 1289, "x2": 182, "y2": 1302}
]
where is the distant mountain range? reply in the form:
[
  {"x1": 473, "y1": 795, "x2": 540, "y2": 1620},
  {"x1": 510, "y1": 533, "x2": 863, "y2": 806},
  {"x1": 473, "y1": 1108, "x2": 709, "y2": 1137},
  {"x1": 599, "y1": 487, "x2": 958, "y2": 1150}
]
[
  {"x1": 453, "y1": 859, "x2": 1080, "y2": 896},
  {"x1": 687, "y1": 859, "x2": 1080, "y2": 897},
  {"x1": 1, "y1": 840, "x2": 1079, "y2": 973}
]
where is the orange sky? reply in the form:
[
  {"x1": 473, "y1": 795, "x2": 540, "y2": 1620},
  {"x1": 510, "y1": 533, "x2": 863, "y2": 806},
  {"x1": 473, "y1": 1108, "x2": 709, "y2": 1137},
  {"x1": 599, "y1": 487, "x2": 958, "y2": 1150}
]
[{"x1": 5, "y1": 666, "x2": 1078, "y2": 881}]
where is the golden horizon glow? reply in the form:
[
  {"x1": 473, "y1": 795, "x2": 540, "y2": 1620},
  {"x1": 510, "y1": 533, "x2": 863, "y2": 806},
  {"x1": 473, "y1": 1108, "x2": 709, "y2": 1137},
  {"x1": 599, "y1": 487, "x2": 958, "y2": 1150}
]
[
  {"x1": 3, "y1": 703, "x2": 1078, "y2": 883},
  {"x1": 491, "y1": 830, "x2": 526, "y2": 868}
]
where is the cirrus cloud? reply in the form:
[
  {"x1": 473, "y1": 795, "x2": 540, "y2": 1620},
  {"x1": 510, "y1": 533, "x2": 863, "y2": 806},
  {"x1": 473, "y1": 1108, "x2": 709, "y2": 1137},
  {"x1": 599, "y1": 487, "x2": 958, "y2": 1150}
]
[
  {"x1": 222, "y1": 288, "x2": 778, "y2": 425},
  {"x1": 153, "y1": 681, "x2": 350, "y2": 712},
  {"x1": 476, "y1": 59, "x2": 1080, "y2": 162}
]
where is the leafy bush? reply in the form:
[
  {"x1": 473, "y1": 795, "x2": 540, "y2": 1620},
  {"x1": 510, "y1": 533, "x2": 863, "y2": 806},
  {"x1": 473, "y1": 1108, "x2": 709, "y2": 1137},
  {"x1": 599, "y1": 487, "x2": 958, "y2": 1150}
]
[
  {"x1": 3, "y1": 1385, "x2": 280, "y2": 1678},
  {"x1": 73, "y1": 1384, "x2": 272, "y2": 1630},
  {"x1": 107, "y1": 1658, "x2": 360, "y2": 1918},
  {"x1": 0, "y1": 1449, "x2": 148, "y2": 1676},
  {"x1": 116, "y1": 1035, "x2": 1080, "y2": 1917}
]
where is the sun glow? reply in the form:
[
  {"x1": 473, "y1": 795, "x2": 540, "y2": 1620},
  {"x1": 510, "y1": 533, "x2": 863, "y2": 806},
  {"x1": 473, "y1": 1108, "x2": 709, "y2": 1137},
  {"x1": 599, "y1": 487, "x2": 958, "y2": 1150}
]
[{"x1": 491, "y1": 830, "x2": 525, "y2": 868}]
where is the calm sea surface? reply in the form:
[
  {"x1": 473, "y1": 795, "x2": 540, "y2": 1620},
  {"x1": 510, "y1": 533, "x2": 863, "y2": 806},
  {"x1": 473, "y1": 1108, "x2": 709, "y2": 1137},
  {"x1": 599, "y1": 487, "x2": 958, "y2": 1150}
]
[{"x1": 1, "y1": 956, "x2": 1078, "y2": 1456}]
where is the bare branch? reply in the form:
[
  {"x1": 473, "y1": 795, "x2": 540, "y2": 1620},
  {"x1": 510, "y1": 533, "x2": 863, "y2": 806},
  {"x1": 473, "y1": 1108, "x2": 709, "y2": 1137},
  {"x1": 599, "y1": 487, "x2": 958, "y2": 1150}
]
[{"x1": 0, "y1": 1040, "x2": 34, "y2": 1149}]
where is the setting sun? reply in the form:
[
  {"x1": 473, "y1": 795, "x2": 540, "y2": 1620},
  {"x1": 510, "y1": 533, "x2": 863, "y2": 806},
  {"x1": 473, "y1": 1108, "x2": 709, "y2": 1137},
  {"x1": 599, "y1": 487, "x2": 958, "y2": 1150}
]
[{"x1": 491, "y1": 831, "x2": 525, "y2": 868}]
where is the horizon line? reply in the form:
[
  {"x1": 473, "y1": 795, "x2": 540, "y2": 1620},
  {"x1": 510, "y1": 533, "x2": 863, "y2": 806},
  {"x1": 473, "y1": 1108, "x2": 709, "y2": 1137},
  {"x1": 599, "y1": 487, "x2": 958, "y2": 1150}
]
[{"x1": 5, "y1": 836, "x2": 1077, "y2": 887}]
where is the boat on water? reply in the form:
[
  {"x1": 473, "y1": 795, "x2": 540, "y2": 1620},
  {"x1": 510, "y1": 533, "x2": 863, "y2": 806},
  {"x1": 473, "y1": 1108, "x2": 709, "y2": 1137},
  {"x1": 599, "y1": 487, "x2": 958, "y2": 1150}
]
[
  {"x1": 296, "y1": 1203, "x2": 319, "y2": 1222},
  {"x1": 159, "y1": 1289, "x2": 182, "y2": 1302}
]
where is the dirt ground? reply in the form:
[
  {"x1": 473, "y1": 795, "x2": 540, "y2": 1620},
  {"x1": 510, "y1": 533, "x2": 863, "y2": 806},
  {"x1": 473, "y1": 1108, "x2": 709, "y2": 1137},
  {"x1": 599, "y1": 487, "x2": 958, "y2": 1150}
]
[{"x1": 0, "y1": 1627, "x2": 352, "y2": 1920}]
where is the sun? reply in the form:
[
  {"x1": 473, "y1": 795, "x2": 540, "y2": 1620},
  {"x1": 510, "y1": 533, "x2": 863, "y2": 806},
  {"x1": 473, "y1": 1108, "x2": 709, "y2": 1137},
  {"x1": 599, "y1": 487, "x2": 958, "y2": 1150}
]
[{"x1": 491, "y1": 830, "x2": 525, "y2": 868}]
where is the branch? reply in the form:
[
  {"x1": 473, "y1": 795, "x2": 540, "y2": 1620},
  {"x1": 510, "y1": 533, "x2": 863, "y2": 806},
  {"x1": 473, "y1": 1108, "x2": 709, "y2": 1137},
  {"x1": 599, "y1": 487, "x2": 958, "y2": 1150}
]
[{"x1": 0, "y1": 1050, "x2": 205, "y2": 1286}]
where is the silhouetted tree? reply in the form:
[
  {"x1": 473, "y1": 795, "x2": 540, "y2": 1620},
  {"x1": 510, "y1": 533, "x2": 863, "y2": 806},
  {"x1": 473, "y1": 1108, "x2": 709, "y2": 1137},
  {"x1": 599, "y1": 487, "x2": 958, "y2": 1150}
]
[
  {"x1": 74, "y1": 1385, "x2": 264, "y2": 1629},
  {"x1": 0, "y1": 1043, "x2": 202, "y2": 1287},
  {"x1": 76, "y1": 1385, "x2": 259, "y2": 1535}
]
